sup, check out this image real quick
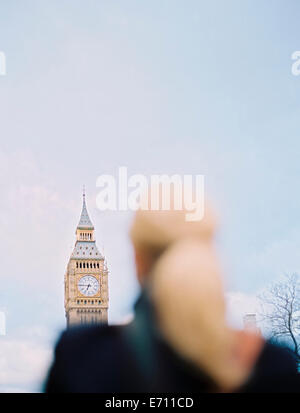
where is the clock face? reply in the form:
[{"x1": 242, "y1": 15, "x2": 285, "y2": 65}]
[{"x1": 78, "y1": 275, "x2": 100, "y2": 297}]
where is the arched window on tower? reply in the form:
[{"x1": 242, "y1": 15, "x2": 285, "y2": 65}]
[{"x1": 80, "y1": 262, "x2": 82, "y2": 269}]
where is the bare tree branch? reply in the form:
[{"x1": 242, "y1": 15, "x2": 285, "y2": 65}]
[{"x1": 258, "y1": 273, "x2": 300, "y2": 361}]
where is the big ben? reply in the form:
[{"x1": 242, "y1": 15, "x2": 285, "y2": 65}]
[{"x1": 64, "y1": 190, "x2": 109, "y2": 326}]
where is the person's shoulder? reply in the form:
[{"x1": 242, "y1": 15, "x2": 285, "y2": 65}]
[
  {"x1": 46, "y1": 324, "x2": 133, "y2": 392},
  {"x1": 241, "y1": 340, "x2": 300, "y2": 393},
  {"x1": 259, "y1": 340, "x2": 298, "y2": 374},
  {"x1": 59, "y1": 323, "x2": 123, "y2": 343},
  {"x1": 56, "y1": 323, "x2": 126, "y2": 355}
]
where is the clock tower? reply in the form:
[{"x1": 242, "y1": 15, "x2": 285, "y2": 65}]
[{"x1": 64, "y1": 190, "x2": 109, "y2": 327}]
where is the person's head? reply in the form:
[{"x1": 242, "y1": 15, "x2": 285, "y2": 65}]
[
  {"x1": 130, "y1": 186, "x2": 263, "y2": 391},
  {"x1": 130, "y1": 189, "x2": 216, "y2": 285}
]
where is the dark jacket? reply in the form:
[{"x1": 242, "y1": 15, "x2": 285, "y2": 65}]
[{"x1": 45, "y1": 294, "x2": 299, "y2": 393}]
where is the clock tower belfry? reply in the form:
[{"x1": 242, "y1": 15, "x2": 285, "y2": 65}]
[{"x1": 64, "y1": 190, "x2": 109, "y2": 327}]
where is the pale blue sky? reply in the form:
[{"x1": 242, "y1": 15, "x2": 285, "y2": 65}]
[{"x1": 1, "y1": 0, "x2": 300, "y2": 391}]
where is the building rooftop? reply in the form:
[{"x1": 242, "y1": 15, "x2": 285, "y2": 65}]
[{"x1": 71, "y1": 241, "x2": 103, "y2": 260}]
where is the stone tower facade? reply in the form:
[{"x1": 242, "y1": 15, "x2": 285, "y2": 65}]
[{"x1": 64, "y1": 191, "x2": 109, "y2": 327}]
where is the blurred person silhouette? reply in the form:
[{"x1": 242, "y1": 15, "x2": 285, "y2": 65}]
[{"x1": 46, "y1": 187, "x2": 299, "y2": 393}]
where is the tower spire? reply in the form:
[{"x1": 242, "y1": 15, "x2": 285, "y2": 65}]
[{"x1": 77, "y1": 187, "x2": 94, "y2": 229}]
